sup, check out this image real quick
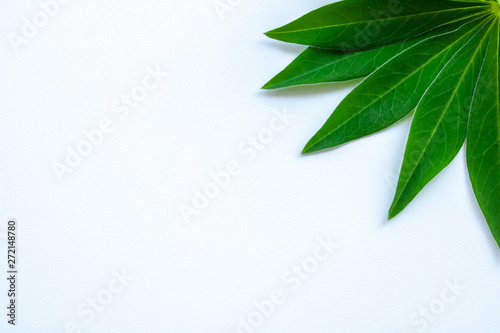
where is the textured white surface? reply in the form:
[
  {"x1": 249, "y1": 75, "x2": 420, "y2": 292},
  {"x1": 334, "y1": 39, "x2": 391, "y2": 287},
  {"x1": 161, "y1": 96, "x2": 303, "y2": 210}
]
[{"x1": 0, "y1": 0, "x2": 499, "y2": 332}]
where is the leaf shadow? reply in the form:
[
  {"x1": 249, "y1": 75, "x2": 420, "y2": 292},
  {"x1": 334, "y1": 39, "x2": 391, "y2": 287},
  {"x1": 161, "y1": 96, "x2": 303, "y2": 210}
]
[
  {"x1": 259, "y1": 79, "x2": 361, "y2": 99},
  {"x1": 258, "y1": 39, "x2": 308, "y2": 56}
]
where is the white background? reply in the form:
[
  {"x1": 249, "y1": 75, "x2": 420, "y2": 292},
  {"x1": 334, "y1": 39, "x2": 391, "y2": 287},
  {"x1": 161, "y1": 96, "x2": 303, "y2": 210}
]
[{"x1": 1, "y1": 0, "x2": 499, "y2": 332}]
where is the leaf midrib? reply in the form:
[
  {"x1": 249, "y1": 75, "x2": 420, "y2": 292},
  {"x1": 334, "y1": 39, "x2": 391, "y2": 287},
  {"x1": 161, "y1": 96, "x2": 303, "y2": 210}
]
[{"x1": 270, "y1": 6, "x2": 487, "y2": 35}]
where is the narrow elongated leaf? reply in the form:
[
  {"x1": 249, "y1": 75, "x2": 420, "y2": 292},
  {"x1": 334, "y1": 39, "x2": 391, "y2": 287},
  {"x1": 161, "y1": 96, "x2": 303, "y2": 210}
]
[
  {"x1": 303, "y1": 18, "x2": 487, "y2": 154},
  {"x1": 389, "y1": 19, "x2": 494, "y2": 219},
  {"x1": 263, "y1": 23, "x2": 471, "y2": 90},
  {"x1": 265, "y1": 0, "x2": 488, "y2": 50},
  {"x1": 451, "y1": 0, "x2": 491, "y2": 3},
  {"x1": 467, "y1": 20, "x2": 500, "y2": 247}
]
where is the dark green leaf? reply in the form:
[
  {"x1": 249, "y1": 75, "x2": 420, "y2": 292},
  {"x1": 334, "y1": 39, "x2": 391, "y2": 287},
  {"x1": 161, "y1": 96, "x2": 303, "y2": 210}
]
[
  {"x1": 302, "y1": 18, "x2": 487, "y2": 154},
  {"x1": 467, "y1": 20, "x2": 500, "y2": 247},
  {"x1": 263, "y1": 23, "x2": 476, "y2": 90},
  {"x1": 389, "y1": 18, "x2": 494, "y2": 219},
  {"x1": 265, "y1": 0, "x2": 488, "y2": 50}
]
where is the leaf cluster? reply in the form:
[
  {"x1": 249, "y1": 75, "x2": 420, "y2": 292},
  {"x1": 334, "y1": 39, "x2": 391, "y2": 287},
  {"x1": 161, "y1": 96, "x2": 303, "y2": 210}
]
[{"x1": 264, "y1": 0, "x2": 500, "y2": 247}]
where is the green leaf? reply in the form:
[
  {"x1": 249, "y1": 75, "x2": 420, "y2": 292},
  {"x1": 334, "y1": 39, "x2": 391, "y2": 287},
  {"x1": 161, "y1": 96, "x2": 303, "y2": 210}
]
[
  {"x1": 389, "y1": 18, "x2": 494, "y2": 219},
  {"x1": 302, "y1": 18, "x2": 488, "y2": 154},
  {"x1": 263, "y1": 23, "x2": 475, "y2": 90},
  {"x1": 467, "y1": 20, "x2": 500, "y2": 247},
  {"x1": 265, "y1": 0, "x2": 488, "y2": 50},
  {"x1": 264, "y1": 0, "x2": 500, "y2": 248}
]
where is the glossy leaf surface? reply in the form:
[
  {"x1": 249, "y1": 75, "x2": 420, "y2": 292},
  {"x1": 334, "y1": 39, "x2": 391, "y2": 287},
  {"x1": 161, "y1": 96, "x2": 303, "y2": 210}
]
[
  {"x1": 467, "y1": 20, "x2": 500, "y2": 246},
  {"x1": 265, "y1": 0, "x2": 488, "y2": 50}
]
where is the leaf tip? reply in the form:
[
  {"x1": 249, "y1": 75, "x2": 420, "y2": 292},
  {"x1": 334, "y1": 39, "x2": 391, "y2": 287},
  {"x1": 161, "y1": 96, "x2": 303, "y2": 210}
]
[
  {"x1": 264, "y1": 30, "x2": 275, "y2": 39},
  {"x1": 264, "y1": 27, "x2": 287, "y2": 41},
  {"x1": 301, "y1": 144, "x2": 314, "y2": 155},
  {"x1": 388, "y1": 203, "x2": 402, "y2": 221},
  {"x1": 302, "y1": 135, "x2": 322, "y2": 155},
  {"x1": 261, "y1": 81, "x2": 274, "y2": 90}
]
